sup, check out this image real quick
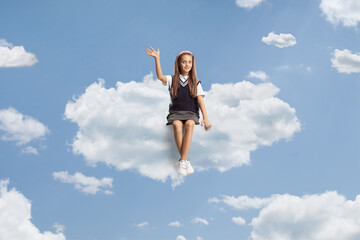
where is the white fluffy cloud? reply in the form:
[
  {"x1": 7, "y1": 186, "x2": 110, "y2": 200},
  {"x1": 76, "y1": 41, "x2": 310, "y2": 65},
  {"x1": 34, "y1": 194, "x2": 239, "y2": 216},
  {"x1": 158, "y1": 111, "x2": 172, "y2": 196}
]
[
  {"x1": 169, "y1": 221, "x2": 182, "y2": 227},
  {"x1": 0, "y1": 179, "x2": 66, "y2": 240},
  {"x1": 0, "y1": 39, "x2": 38, "y2": 68},
  {"x1": 320, "y1": 0, "x2": 360, "y2": 27},
  {"x1": 176, "y1": 235, "x2": 186, "y2": 240},
  {"x1": 232, "y1": 216, "x2": 246, "y2": 226},
  {"x1": 210, "y1": 191, "x2": 360, "y2": 240},
  {"x1": 52, "y1": 171, "x2": 113, "y2": 195},
  {"x1": 236, "y1": 0, "x2": 265, "y2": 9},
  {"x1": 331, "y1": 49, "x2": 360, "y2": 74},
  {"x1": 0, "y1": 107, "x2": 49, "y2": 153},
  {"x1": 247, "y1": 71, "x2": 269, "y2": 81},
  {"x1": 262, "y1": 32, "x2": 296, "y2": 48},
  {"x1": 65, "y1": 73, "x2": 300, "y2": 186},
  {"x1": 191, "y1": 217, "x2": 209, "y2": 225}
]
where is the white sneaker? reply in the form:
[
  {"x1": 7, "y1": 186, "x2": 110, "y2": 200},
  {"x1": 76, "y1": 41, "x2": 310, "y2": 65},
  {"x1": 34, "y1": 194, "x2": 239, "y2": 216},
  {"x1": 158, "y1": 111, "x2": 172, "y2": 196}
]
[
  {"x1": 185, "y1": 160, "x2": 194, "y2": 175},
  {"x1": 176, "y1": 160, "x2": 187, "y2": 176}
]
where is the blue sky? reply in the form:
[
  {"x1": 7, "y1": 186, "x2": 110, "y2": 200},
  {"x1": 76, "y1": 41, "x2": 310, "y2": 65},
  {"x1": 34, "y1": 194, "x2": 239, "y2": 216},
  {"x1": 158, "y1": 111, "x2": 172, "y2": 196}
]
[{"x1": 1, "y1": 0, "x2": 360, "y2": 239}]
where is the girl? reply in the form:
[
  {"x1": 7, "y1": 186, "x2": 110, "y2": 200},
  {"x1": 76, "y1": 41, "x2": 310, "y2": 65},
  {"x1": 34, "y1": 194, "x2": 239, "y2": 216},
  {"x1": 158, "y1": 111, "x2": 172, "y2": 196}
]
[{"x1": 146, "y1": 46, "x2": 212, "y2": 176}]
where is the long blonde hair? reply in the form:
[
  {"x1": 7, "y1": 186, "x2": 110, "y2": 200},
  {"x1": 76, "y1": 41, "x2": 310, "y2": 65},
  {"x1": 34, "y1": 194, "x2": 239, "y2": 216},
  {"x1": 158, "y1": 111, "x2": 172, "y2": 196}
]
[{"x1": 172, "y1": 51, "x2": 198, "y2": 98}]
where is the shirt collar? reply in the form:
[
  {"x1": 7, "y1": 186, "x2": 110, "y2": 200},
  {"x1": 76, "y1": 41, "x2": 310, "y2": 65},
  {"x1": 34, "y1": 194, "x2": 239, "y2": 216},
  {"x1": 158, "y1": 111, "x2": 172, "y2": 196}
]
[{"x1": 180, "y1": 74, "x2": 188, "y2": 82}]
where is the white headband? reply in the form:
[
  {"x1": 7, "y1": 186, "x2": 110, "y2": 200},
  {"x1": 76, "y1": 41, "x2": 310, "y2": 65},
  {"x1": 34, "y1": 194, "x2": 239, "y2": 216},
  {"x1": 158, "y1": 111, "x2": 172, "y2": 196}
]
[{"x1": 177, "y1": 50, "x2": 193, "y2": 58}]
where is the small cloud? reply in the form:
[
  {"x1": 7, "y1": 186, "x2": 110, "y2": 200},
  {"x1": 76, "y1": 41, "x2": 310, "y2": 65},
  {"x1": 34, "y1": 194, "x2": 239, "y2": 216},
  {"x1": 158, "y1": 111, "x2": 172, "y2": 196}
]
[
  {"x1": 0, "y1": 39, "x2": 13, "y2": 48},
  {"x1": 136, "y1": 221, "x2": 149, "y2": 228},
  {"x1": 21, "y1": 146, "x2": 39, "y2": 155},
  {"x1": 232, "y1": 216, "x2": 246, "y2": 226},
  {"x1": 191, "y1": 217, "x2": 209, "y2": 225},
  {"x1": 0, "y1": 107, "x2": 49, "y2": 154},
  {"x1": 208, "y1": 197, "x2": 220, "y2": 203},
  {"x1": 277, "y1": 65, "x2": 290, "y2": 71},
  {"x1": 176, "y1": 235, "x2": 186, "y2": 240},
  {"x1": 52, "y1": 171, "x2": 113, "y2": 195},
  {"x1": 53, "y1": 222, "x2": 65, "y2": 233},
  {"x1": 169, "y1": 221, "x2": 182, "y2": 227},
  {"x1": 196, "y1": 237, "x2": 203, "y2": 240},
  {"x1": 247, "y1": 71, "x2": 269, "y2": 81},
  {"x1": 209, "y1": 195, "x2": 278, "y2": 210},
  {"x1": 331, "y1": 49, "x2": 360, "y2": 74},
  {"x1": 235, "y1": 0, "x2": 265, "y2": 9},
  {"x1": 0, "y1": 39, "x2": 38, "y2": 68},
  {"x1": 262, "y1": 32, "x2": 296, "y2": 48}
]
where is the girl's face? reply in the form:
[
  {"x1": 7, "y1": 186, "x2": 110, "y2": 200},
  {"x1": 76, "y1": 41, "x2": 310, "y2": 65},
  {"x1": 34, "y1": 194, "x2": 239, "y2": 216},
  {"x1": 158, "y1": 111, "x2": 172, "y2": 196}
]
[{"x1": 179, "y1": 54, "x2": 193, "y2": 75}]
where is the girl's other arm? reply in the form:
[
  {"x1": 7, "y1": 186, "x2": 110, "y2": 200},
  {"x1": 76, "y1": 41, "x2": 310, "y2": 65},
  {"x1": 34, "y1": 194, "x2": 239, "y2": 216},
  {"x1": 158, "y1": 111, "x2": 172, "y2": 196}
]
[
  {"x1": 197, "y1": 95, "x2": 212, "y2": 131},
  {"x1": 146, "y1": 46, "x2": 167, "y2": 84}
]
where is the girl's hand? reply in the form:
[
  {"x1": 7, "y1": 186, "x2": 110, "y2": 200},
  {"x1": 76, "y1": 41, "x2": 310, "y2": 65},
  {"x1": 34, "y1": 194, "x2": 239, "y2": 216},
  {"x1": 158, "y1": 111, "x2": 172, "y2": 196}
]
[
  {"x1": 146, "y1": 46, "x2": 160, "y2": 59},
  {"x1": 201, "y1": 119, "x2": 212, "y2": 131}
]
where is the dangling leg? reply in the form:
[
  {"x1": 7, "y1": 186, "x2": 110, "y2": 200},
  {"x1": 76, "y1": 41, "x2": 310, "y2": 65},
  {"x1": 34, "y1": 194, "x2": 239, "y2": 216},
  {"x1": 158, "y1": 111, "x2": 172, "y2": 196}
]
[
  {"x1": 180, "y1": 120, "x2": 195, "y2": 160},
  {"x1": 172, "y1": 120, "x2": 184, "y2": 156},
  {"x1": 172, "y1": 120, "x2": 188, "y2": 176},
  {"x1": 180, "y1": 120, "x2": 195, "y2": 175}
]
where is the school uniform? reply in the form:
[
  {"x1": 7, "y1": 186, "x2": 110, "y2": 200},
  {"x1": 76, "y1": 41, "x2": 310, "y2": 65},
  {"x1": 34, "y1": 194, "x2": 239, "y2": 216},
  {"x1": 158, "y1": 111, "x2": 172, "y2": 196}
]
[{"x1": 163, "y1": 74, "x2": 205, "y2": 125}]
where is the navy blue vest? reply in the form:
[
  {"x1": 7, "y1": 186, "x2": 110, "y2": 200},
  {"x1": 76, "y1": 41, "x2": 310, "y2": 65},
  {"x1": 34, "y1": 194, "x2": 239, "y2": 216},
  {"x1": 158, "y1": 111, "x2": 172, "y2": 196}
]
[{"x1": 168, "y1": 76, "x2": 200, "y2": 113}]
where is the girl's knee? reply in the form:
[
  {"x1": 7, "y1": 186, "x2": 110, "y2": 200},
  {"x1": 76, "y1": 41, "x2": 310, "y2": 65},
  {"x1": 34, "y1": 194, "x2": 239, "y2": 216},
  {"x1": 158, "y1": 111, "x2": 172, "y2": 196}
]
[
  {"x1": 172, "y1": 120, "x2": 183, "y2": 128},
  {"x1": 184, "y1": 120, "x2": 195, "y2": 128}
]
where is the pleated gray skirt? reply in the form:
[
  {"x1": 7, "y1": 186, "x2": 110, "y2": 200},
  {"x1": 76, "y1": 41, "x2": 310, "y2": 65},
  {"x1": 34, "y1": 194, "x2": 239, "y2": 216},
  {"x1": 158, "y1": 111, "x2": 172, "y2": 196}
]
[{"x1": 166, "y1": 111, "x2": 200, "y2": 125}]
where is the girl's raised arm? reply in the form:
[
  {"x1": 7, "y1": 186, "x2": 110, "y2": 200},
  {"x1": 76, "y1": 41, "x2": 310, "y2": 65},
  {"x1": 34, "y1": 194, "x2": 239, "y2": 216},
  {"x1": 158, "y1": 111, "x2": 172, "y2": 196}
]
[{"x1": 146, "y1": 46, "x2": 167, "y2": 84}]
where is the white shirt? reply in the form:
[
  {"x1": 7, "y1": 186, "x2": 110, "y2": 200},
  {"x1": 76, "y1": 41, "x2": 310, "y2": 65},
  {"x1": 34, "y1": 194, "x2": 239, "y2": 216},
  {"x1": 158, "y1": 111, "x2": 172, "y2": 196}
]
[{"x1": 162, "y1": 75, "x2": 205, "y2": 97}]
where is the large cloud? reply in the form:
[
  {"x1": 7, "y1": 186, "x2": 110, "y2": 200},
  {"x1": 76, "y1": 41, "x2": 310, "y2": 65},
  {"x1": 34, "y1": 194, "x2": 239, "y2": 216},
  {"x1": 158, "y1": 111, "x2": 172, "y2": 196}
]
[
  {"x1": 0, "y1": 107, "x2": 49, "y2": 153},
  {"x1": 0, "y1": 179, "x2": 66, "y2": 240},
  {"x1": 262, "y1": 32, "x2": 296, "y2": 48},
  {"x1": 210, "y1": 192, "x2": 360, "y2": 240},
  {"x1": 320, "y1": 0, "x2": 360, "y2": 27},
  {"x1": 0, "y1": 39, "x2": 38, "y2": 68},
  {"x1": 64, "y1": 73, "x2": 300, "y2": 186},
  {"x1": 235, "y1": 0, "x2": 265, "y2": 9},
  {"x1": 331, "y1": 49, "x2": 360, "y2": 74}
]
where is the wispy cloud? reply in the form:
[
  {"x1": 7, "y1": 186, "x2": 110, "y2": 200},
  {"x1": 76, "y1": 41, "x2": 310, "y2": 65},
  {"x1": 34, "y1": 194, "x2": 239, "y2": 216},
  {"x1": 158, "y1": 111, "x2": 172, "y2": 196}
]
[
  {"x1": 52, "y1": 171, "x2": 113, "y2": 195},
  {"x1": 209, "y1": 195, "x2": 277, "y2": 210},
  {"x1": 262, "y1": 32, "x2": 296, "y2": 48},
  {"x1": 191, "y1": 217, "x2": 209, "y2": 225},
  {"x1": 247, "y1": 71, "x2": 269, "y2": 81},
  {"x1": 21, "y1": 146, "x2": 39, "y2": 155},
  {"x1": 0, "y1": 39, "x2": 38, "y2": 68},
  {"x1": 136, "y1": 221, "x2": 149, "y2": 229},
  {"x1": 331, "y1": 49, "x2": 360, "y2": 74},
  {"x1": 232, "y1": 216, "x2": 246, "y2": 226},
  {"x1": 0, "y1": 179, "x2": 66, "y2": 240},
  {"x1": 235, "y1": 0, "x2": 265, "y2": 9},
  {"x1": 53, "y1": 223, "x2": 66, "y2": 233},
  {"x1": 169, "y1": 221, "x2": 182, "y2": 227},
  {"x1": 65, "y1": 73, "x2": 300, "y2": 186},
  {"x1": 320, "y1": 0, "x2": 360, "y2": 27}
]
